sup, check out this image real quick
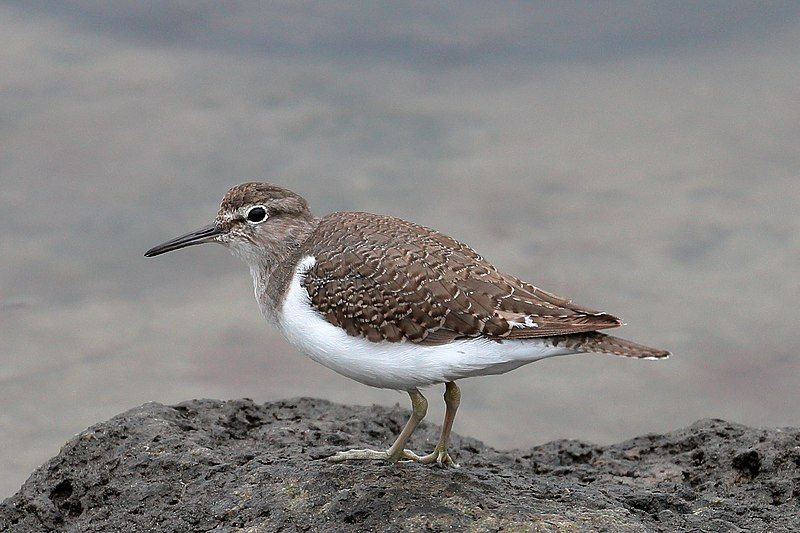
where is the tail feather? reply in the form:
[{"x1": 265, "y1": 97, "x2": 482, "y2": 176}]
[{"x1": 553, "y1": 332, "x2": 670, "y2": 359}]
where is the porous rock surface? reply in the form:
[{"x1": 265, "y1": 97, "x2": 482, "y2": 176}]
[{"x1": 1, "y1": 398, "x2": 798, "y2": 532}]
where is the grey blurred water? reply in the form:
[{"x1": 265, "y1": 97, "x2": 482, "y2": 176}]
[{"x1": 2, "y1": 2, "x2": 800, "y2": 497}]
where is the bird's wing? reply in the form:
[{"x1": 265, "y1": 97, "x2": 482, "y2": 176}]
[{"x1": 302, "y1": 212, "x2": 621, "y2": 345}]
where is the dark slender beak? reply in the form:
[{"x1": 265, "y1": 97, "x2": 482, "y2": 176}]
[{"x1": 144, "y1": 223, "x2": 223, "y2": 257}]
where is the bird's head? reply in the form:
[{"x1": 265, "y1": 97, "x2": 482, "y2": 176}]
[{"x1": 144, "y1": 182, "x2": 314, "y2": 264}]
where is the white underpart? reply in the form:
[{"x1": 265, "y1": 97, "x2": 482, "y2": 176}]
[{"x1": 273, "y1": 255, "x2": 578, "y2": 390}]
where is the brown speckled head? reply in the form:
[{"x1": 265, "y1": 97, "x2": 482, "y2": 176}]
[
  {"x1": 144, "y1": 182, "x2": 316, "y2": 262},
  {"x1": 217, "y1": 182, "x2": 310, "y2": 225},
  {"x1": 210, "y1": 183, "x2": 316, "y2": 265}
]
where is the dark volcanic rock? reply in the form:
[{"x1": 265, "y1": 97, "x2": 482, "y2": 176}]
[{"x1": 1, "y1": 399, "x2": 799, "y2": 532}]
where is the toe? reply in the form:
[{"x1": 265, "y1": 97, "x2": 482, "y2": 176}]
[
  {"x1": 399, "y1": 449, "x2": 424, "y2": 462},
  {"x1": 435, "y1": 451, "x2": 459, "y2": 468},
  {"x1": 327, "y1": 448, "x2": 388, "y2": 463},
  {"x1": 444, "y1": 454, "x2": 460, "y2": 468}
]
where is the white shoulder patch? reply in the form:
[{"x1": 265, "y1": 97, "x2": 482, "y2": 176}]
[{"x1": 295, "y1": 255, "x2": 317, "y2": 275}]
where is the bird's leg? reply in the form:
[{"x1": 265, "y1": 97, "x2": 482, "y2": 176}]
[
  {"x1": 328, "y1": 388, "x2": 428, "y2": 464},
  {"x1": 415, "y1": 381, "x2": 461, "y2": 467}
]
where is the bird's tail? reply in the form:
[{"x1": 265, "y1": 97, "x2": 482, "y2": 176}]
[{"x1": 554, "y1": 332, "x2": 670, "y2": 359}]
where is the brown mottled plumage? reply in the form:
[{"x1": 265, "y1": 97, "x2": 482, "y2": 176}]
[{"x1": 303, "y1": 212, "x2": 620, "y2": 343}]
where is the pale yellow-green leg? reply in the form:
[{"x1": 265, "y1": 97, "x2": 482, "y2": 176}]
[
  {"x1": 328, "y1": 388, "x2": 428, "y2": 464},
  {"x1": 412, "y1": 381, "x2": 461, "y2": 467}
]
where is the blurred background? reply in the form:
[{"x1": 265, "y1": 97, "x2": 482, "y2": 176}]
[{"x1": 2, "y1": 2, "x2": 799, "y2": 497}]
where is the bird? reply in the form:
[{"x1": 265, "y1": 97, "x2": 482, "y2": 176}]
[{"x1": 145, "y1": 182, "x2": 669, "y2": 467}]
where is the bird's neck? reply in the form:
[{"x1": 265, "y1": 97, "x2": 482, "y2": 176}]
[{"x1": 248, "y1": 215, "x2": 318, "y2": 323}]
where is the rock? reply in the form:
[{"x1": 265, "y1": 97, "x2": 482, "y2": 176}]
[{"x1": 1, "y1": 398, "x2": 798, "y2": 532}]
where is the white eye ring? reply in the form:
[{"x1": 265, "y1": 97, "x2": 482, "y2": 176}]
[{"x1": 245, "y1": 205, "x2": 268, "y2": 224}]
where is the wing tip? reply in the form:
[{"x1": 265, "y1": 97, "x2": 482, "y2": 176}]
[
  {"x1": 642, "y1": 349, "x2": 671, "y2": 360},
  {"x1": 595, "y1": 312, "x2": 623, "y2": 329}
]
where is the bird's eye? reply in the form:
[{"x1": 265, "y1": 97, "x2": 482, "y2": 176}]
[{"x1": 245, "y1": 206, "x2": 267, "y2": 224}]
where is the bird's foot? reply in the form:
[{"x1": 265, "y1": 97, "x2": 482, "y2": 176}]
[
  {"x1": 416, "y1": 447, "x2": 460, "y2": 468},
  {"x1": 327, "y1": 448, "x2": 421, "y2": 464}
]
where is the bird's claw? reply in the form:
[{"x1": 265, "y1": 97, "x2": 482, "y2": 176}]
[{"x1": 417, "y1": 448, "x2": 460, "y2": 468}]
